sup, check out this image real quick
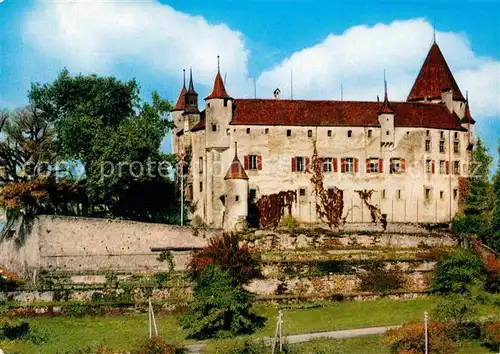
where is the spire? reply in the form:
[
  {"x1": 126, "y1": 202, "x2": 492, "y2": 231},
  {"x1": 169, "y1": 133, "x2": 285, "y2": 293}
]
[
  {"x1": 187, "y1": 68, "x2": 197, "y2": 94},
  {"x1": 183, "y1": 69, "x2": 186, "y2": 88},
  {"x1": 184, "y1": 68, "x2": 199, "y2": 114},
  {"x1": 407, "y1": 42, "x2": 465, "y2": 102},
  {"x1": 462, "y1": 91, "x2": 476, "y2": 124},
  {"x1": 224, "y1": 142, "x2": 249, "y2": 180},
  {"x1": 172, "y1": 70, "x2": 187, "y2": 111},
  {"x1": 379, "y1": 75, "x2": 394, "y2": 114},
  {"x1": 205, "y1": 57, "x2": 232, "y2": 100}
]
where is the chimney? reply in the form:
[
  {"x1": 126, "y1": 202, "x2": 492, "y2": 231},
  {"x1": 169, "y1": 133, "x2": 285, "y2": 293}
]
[{"x1": 273, "y1": 88, "x2": 281, "y2": 100}]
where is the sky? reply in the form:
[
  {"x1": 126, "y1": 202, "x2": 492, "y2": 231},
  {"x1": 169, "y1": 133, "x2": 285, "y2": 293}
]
[{"x1": 0, "y1": 0, "x2": 499, "y2": 169}]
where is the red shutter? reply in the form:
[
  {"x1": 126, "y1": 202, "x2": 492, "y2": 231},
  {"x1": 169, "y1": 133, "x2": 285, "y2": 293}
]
[
  {"x1": 305, "y1": 157, "x2": 311, "y2": 170},
  {"x1": 379, "y1": 158, "x2": 384, "y2": 173},
  {"x1": 244, "y1": 155, "x2": 249, "y2": 170},
  {"x1": 318, "y1": 157, "x2": 324, "y2": 171},
  {"x1": 291, "y1": 157, "x2": 296, "y2": 172},
  {"x1": 333, "y1": 158, "x2": 338, "y2": 172},
  {"x1": 445, "y1": 161, "x2": 450, "y2": 175},
  {"x1": 354, "y1": 158, "x2": 359, "y2": 173},
  {"x1": 431, "y1": 160, "x2": 435, "y2": 174},
  {"x1": 341, "y1": 158, "x2": 346, "y2": 173},
  {"x1": 401, "y1": 159, "x2": 406, "y2": 172},
  {"x1": 257, "y1": 155, "x2": 262, "y2": 170},
  {"x1": 366, "y1": 158, "x2": 371, "y2": 173}
]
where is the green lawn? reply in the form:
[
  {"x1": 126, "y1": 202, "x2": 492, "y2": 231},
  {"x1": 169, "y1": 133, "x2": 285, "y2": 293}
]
[{"x1": 0, "y1": 296, "x2": 498, "y2": 353}]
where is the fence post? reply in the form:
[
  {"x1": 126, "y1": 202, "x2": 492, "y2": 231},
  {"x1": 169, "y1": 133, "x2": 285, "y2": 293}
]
[{"x1": 424, "y1": 311, "x2": 429, "y2": 354}]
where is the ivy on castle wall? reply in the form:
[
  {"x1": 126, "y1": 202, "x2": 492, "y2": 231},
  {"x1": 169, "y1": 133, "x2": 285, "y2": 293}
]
[
  {"x1": 256, "y1": 190, "x2": 296, "y2": 229},
  {"x1": 355, "y1": 189, "x2": 388, "y2": 230}
]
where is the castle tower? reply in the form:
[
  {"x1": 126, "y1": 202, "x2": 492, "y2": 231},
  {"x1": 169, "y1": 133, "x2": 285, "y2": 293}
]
[
  {"x1": 183, "y1": 69, "x2": 201, "y2": 131},
  {"x1": 223, "y1": 143, "x2": 249, "y2": 230},
  {"x1": 407, "y1": 41, "x2": 466, "y2": 116},
  {"x1": 378, "y1": 80, "x2": 395, "y2": 148},
  {"x1": 461, "y1": 94, "x2": 476, "y2": 151}
]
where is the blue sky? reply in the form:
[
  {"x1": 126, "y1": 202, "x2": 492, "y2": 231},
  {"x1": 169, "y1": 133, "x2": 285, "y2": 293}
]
[{"x1": 0, "y1": 0, "x2": 499, "y2": 169}]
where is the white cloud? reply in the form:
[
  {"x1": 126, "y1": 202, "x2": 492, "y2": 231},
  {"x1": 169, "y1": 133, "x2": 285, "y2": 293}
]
[
  {"x1": 25, "y1": 4, "x2": 498, "y2": 119},
  {"x1": 25, "y1": 0, "x2": 252, "y2": 96},
  {"x1": 256, "y1": 19, "x2": 499, "y2": 119}
]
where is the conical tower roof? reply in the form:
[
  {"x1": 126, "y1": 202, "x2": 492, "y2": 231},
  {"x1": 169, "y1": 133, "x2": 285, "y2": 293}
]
[
  {"x1": 172, "y1": 70, "x2": 187, "y2": 111},
  {"x1": 224, "y1": 143, "x2": 248, "y2": 180},
  {"x1": 407, "y1": 42, "x2": 465, "y2": 102},
  {"x1": 462, "y1": 100, "x2": 475, "y2": 124},
  {"x1": 379, "y1": 80, "x2": 394, "y2": 114}
]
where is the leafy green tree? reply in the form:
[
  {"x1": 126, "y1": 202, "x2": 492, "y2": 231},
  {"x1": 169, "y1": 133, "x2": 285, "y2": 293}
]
[
  {"x1": 180, "y1": 264, "x2": 264, "y2": 339},
  {"x1": 465, "y1": 138, "x2": 494, "y2": 216},
  {"x1": 431, "y1": 249, "x2": 484, "y2": 295},
  {"x1": 28, "y1": 70, "x2": 178, "y2": 221},
  {"x1": 490, "y1": 139, "x2": 500, "y2": 251}
]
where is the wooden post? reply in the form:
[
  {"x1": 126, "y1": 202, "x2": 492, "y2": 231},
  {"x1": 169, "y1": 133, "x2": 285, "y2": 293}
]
[{"x1": 424, "y1": 311, "x2": 429, "y2": 354}]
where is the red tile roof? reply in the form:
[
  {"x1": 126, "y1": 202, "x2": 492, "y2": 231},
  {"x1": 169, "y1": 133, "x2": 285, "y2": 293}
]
[
  {"x1": 379, "y1": 88, "x2": 394, "y2": 114},
  {"x1": 461, "y1": 102, "x2": 476, "y2": 124},
  {"x1": 224, "y1": 156, "x2": 249, "y2": 180},
  {"x1": 190, "y1": 110, "x2": 206, "y2": 132},
  {"x1": 407, "y1": 42, "x2": 465, "y2": 102},
  {"x1": 230, "y1": 99, "x2": 466, "y2": 131},
  {"x1": 205, "y1": 71, "x2": 232, "y2": 100},
  {"x1": 172, "y1": 86, "x2": 187, "y2": 111}
]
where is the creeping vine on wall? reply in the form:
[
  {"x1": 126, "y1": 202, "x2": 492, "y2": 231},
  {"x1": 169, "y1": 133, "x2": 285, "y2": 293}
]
[
  {"x1": 256, "y1": 191, "x2": 296, "y2": 229},
  {"x1": 310, "y1": 141, "x2": 348, "y2": 228},
  {"x1": 355, "y1": 189, "x2": 387, "y2": 230}
]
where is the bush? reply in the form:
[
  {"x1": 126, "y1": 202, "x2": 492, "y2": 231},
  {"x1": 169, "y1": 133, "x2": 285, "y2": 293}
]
[
  {"x1": 132, "y1": 336, "x2": 183, "y2": 354},
  {"x1": 0, "y1": 267, "x2": 23, "y2": 291},
  {"x1": 180, "y1": 264, "x2": 265, "y2": 339},
  {"x1": 280, "y1": 214, "x2": 299, "y2": 229},
  {"x1": 203, "y1": 338, "x2": 267, "y2": 354},
  {"x1": 382, "y1": 322, "x2": 458, "y2": 354},
  {"x1": 188, "y1": 233, "x2": 260, "y2": 285},
  {"x1": 62, "y1": 302, "x2": 93, "y2": 317},
  {"x1": 483, "y1": 321, "x2": 500, "y2": 350},
  {"x1": 431, "y1": 248, "x2": 484, "y2": 295},
  {"x1": 358, "y1": 262, "x2": 404, "y2": 293}
]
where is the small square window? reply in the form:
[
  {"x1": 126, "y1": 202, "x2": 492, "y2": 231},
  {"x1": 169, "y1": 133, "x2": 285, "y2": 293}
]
[
  {"x1": 223, "y1": 99, "x2": 228, "y2": 107},
  {"x1": 235, "y1": 195, "x2": 239, "y2": 202},
  {"x1": 440, "y1": 131, "x2": 445, "y2": 139},
  {"x1": 386, "y1": 130, "x2": 390, "y2": 136},
  {"x1": 327, "y1": 130, "x2": 332, "y2": 137},
  {"x1": 425, "y1": 140, "x2": 431, "y2": 152},
  {"x1": 323, "y1": 158, "x2": 333, "y2": 173},
  {"x1": 299, "y1": 188, "x2": 306, "y2": 196},
  {"x1": 287, "y1": 129, "x2": 291, "y2": 137},
  {"x1": 308, "y1": 130, "x2": 312, "y2": 137},
  {"x1": 207, "y1": 103, "x2": 211, "y2": 108},
  {"x1": 440, "y1": 191, "x2": 444, "y2": 199},
  {"x1": 265, "y1": 128, "x2": 269, "y2": 134},
  {"x1": 212, "y1": 124, "x2": 217, "y2": 132},
  {"x1": 199, "y1": 182, "x2": 203, "y2": 192},
  {"x1": 439, "y1": 140, "x2": 445, "y2": 153},
  {"x1": 367, "y1": 130, "x2": 372, "y2": 138},
  {"x1": 406, "y1": 131, "x2": 410, "y2": 135},
  {"x1": 425, "y1": 188, "x2": 431, "y2": 200},
  {"x1": 426, "y1": 130, "x2": 430, "y2": 136},
  {"x1": 296, "y1": 157, "x2": 304, "y2": 172},
  {"x1": 453, "y1": 161, "x2": 460, "y2": 175},
  {"x1": 367, "y1": 158, "x2": 379, "y2": 173},
  {"x1": 454, "y1": 141, "x2": 460, "y2": 154},
  {"x1": 199, "y1": 157, "x2": 203, "y2": 174},
  {"x1": 439, "y1": 160, "x2": 445, "y2": 174},
  {"x1": 381, "y1": 189, "x2": 386, "y2": 199},
  {"x1": 390, "y1": 158, "x2": 403, "y2": 173},
  {"x1": 396, "y1": 190, "x2": 402, "y2": 199},
  {"x1": 426, "y1": 160, "x2": 432, "y2": 173},
  {"x1": 347, "y1": 130, "x2": 352, "y2": 137},
  {"x1": 453, "y1": 189, "x2": 458, "y2": 200},
  {"x1": 345, "y1": 158, "x2": 354, "y2": 173},
  {"x1": 246, "y1": 128, "x2": 250, "y2": 134},
  {"x1": 454, "y1": 132, "x2": 458, "y2": 140}
]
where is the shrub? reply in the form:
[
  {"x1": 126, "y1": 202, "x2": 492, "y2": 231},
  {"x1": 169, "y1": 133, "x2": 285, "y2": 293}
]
[
  {"x1": 0, "y1": 267, "x2": 23, "y2": 291},
  {"x1": 431, "y1": 248, "x2": 484, "y2": 295},
  {"x1": 188, "y1": 233, "x2": 260, "y2": 285},
  {"x1": 483, "y1": 321, "x2": 500, "y2": 350},
  {"x1": 358, "y1": 262, "x2": 404, "y2": 293},
  {"x1": 382, "y1": 321, "x2": 458, "y2": 354},
  {"x1": 203, "y1": 338, "x2": 267, "y2": 354},
  {"x1": 280, "y1": 214, "x2": 299, "y2": 229},
  {"x1": 132, "y1": 336, "x2": 183, "y2": 354},
  {"x1": 322, "y1": 238, "x2": 344, "y2": 250},
  {"x1": 62, "y1": 302, "x2": 92, "y2": 317},
  {"x1": 180, "y1": 264, "x2": 265, "y2": 339}
]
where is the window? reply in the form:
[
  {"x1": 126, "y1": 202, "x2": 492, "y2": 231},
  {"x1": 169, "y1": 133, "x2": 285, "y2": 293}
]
[
  {"x1": 381, "y1": 189, "x2": 386, "y2": 199},
  {"x1": 212, "y1": 124, "x2": 217, "y2": 132},
  {"x1": 367, "y1": 130, "x2": 372, "y2": 138},
  {"x1": 426, "y1": 130, "x2": 430, "y2": 136},
  {"x1": 439, "y1": 160, "x2": 445, "y2": 174},
  {"x1": 235, "y1": 195, "x2": 239, "y2": 202},
  {"x1": 366, "y1": 158, "x2": 379, "y2": 173},
  {"x1": 390, "y1": 158, "x2": 404, "y2": 173},
  {"x1": 226, "y1": 128, "x2": 230, "y2": 135},
  {"x1": 453, "y1": 161, "x2": 460, "y2": 175},
  {"x1": 425, "y1": 188, "x2": 431, "y2": 200},
  {"x1": 296, "y1": 157, "x2": 305, "y2": 172},
  {"x1": 248, "y1": 155, "x2": 258, "y2": 170},
  {"x1": 308, "y1": 130, "x2": 313, "y2": 137},
  {"x1": 347, "y1": 130, "x2": 352, "y2": 137},
  {"x1": 440, "y1": 131, "x2": 445, "y2": 139},
  {"x1": 425, "y1": 140, "x2": 431, "y2": 152},
  {"x1": 345, "y1": 158, "x2": 354, "y2": 173},
  {"x1": 287, "y1": 129, "x2": 291, "y2": 137},
  {"x1": 396, "y1": 190, "x2": 402, "y2": 199},
  {"x1": 299, "y1": 188, "x2": 306, "y2": 197},
  {"x1": 439, "y1": 140, "x2": 445, "y2": 153},
  {"x1": 406, "y1": 131, "x2": 410, "y2": 135},
  {"x1": 386, "y1": 130, "x2": 390, "y2": 135},
  {"x1": 249, "y1": 188, "x2": 257, "y2": 201},
  {"x1": 265, "y1": 128, "x2": 269, "y2": 134},
  {"x1": 425, "y1": 159, "x2": 432, "y2": 174},
  {"x1": 454, "y1": 141, "x2": 460, "y2": 154},
  {"x1": 223, "y1": 99, "x2": 228, "y2": 107},
  {"x1": 246, "y1": 128, "x2": 251, "y2": 134},
  {"x1": 199, "y1": 182, "x2": 203, "y2": 192},
  {"x1": 440, "y1": 191, "x2": 444, "y2": 199},
  {"x1": 453, "y1": 189, "x2": 458, "y2": 200},
  {"x1": 207, "y1": 103, "x2": 210, "y2": 108},
  {"x1": 199, "y1": 157, "x2": 203, "y2": 174},
  {"x1": 454, "y1": 132, "x2": 458, "y2": 140},
  {"x1": 323, "y1": 158, "x2": 333, "y2": 173},
  {"x1": 327, "y1": 130, "x2": 332, "y2": 137}
]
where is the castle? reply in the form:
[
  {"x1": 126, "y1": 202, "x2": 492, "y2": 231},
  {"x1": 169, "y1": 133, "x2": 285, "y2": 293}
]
[{"x1": 172, "y1": 41, "x2": 475, "y2": 230}]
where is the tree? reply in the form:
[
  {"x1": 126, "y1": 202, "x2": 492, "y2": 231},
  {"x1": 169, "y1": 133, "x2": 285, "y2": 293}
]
[
  {"x1": 490, "y1": 139, "x2": 500, "y2": 251},
  {"x1": 28, "y1": 70, "x2": 178, "y2": 221},
  {"x1": 180, "y1": 264, "x2": 264, "y2": 339},
  {"x1": 465, "y1": 138, "x2": 494, "y2": 216}
]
